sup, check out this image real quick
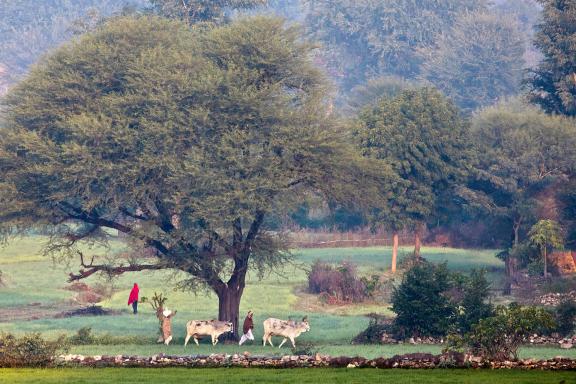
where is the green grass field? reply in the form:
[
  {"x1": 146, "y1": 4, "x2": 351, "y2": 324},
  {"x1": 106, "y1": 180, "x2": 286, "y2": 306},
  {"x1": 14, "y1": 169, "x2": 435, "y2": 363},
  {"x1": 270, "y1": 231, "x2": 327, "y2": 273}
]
[
  {"x1": 0, "y1": 236, "x2": 574, "y2": 361},
  {"x1": 2, "y1": 368, "x2": 575, "y2": 384}
]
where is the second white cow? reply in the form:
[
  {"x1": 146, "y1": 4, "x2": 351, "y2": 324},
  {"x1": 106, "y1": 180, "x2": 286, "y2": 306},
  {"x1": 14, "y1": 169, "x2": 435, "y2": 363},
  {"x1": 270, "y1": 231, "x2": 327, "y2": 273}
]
[
  {"x1": 184, "y1": 320, "x2": 233, "y2": 346},
  {"x1": 262, "y1": 316, "x2": 310, "y2": 348}
]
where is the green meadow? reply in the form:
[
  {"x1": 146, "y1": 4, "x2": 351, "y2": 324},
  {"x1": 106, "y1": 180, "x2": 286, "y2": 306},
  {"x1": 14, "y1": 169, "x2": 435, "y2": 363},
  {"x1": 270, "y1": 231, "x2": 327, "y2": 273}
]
[{"x1": 0, "y1": 237, "x2": 574, "y2": 360}]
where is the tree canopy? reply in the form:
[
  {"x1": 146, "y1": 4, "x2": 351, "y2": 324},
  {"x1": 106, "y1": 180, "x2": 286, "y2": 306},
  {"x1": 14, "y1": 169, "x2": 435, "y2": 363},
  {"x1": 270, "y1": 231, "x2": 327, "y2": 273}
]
[
  {"x1": 304, "y1": 0, "x2": 487, "y2": 91},
  {"x1": 149, "y1": 0, "x2": 267, "y2": 24},
  {"x1": 354, "y1": 88, "x2": 471, "y2": 233},
  {"x1": 0, "y1": 15, "x2": 392, "y2": 337},
  {"x1": 420, "y1": 12, "x2": 525, "y2": 112},
  {"x1": 529, "y1": 0, "x2": 576, "y2": 116}
]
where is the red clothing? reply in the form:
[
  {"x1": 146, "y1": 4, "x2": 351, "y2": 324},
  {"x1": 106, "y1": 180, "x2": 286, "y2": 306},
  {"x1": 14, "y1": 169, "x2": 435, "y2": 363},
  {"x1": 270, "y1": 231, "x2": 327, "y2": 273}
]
[
  {"x1": 128, "y1": 283, "x2": 139, "y2": 305},
  {"x1": 243, "y1": 315, "x2": 254, "y2": 334}
]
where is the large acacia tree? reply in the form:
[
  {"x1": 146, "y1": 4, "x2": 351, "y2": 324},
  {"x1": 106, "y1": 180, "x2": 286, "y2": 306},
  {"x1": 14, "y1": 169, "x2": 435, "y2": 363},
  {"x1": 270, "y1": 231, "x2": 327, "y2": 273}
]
[{"x1": 0, "y1": 16, "x2": 390, "y2": 338}]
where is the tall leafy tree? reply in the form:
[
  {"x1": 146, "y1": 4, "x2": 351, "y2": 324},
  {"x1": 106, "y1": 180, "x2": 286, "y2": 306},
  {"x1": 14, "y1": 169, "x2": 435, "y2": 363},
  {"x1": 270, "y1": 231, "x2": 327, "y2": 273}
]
[
  {"x1": 469, "y1": 100, "x2": 576, "y2": 285},
  {"x1": 529, "y1": 219, "x2": 564, "y2": 276},
  {"x1": 355, "y1": 88, "x2": 471, "y2": 267},
  {"x1": 0, "y1": 16, "x2": 392, "y2": 338},
  {"x1": 420, "y1": 12, "x2": 525, "y2": 113},
  {"x1": 528, "y1": 0, "x2": 576, "y2": 116}
]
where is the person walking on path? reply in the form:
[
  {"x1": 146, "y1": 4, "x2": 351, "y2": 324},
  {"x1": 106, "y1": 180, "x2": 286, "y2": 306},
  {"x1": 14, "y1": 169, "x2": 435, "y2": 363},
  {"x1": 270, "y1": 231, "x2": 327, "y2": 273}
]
[
  {"x1": 239, "y1": 310, "x2": 254, "y2": 346},
  {"x1": 128, "y1": 283, "x2": 139, "y2": 314}
]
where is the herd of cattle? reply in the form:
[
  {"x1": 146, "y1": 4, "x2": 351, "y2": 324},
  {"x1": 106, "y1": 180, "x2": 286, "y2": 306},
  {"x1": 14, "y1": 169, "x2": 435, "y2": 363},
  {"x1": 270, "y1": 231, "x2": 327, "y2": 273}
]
[{"x1": 182, "y1": 317, "x2": 310, "y2": 348}]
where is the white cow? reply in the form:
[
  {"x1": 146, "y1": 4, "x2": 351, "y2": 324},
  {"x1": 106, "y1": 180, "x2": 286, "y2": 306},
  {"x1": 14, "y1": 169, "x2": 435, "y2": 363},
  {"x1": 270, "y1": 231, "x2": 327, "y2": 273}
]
[
  {"x1": 184, "y1": 320, "x2": 233, "y2": 346},
  {"x1": 262, "y1": 316, "x2": 310, "y2": 348}
]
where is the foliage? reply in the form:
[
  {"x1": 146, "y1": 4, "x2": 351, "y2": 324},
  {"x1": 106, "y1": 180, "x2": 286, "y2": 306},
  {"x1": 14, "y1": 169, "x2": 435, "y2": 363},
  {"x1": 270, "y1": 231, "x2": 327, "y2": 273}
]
[
  {"x1": 68, "y1": 327, "x2": 95, "y2": 345},
  {"x1": 343, "y1": 76, "x2": 415, "y2": 116},
  {"x1": 304, "y1": 0, "x2": 487, "y2": 90},
  {"x1": 527, "y1": 258, "x2": 545, "y2": 277},
  {"x1": 355, "y1": 87, "x2": 471, "y2": 232},
  {"x1": 308, "y1": 261, "x2": 369, "y2": 303},
  {"x1": 467, "y1": 101, "x2": 576, "y2": 252},
  {"x1": 149, "y1": 0, "x2": 267, "y2": 24},
  {"x1": 140, "y1": 292, "x2": 168, "y2": 311},
  {"x1": 352, "y1": 314, "x2": 391, "y2": 344},
  {"x1": 528, "y1": 0, "x2": 576, "y2": 116},
  {"x1": 529, "y1": 220, "x2": 564, "y2": 252},
  {"x1": 457, "y1": 269, "x2": 494, "y2": 334},
  {"x1": 420, "y1": 12, "x2": 525, "y2": 112},
  {"x1": 391, "y1": 263, "x2": 494, "y2": 338},
  {"x1": 290, "y1": 342, "x2": 318, "y2": 356},
  {"x1": 68, "y1": 328, "x2": 151, "y2": 345},
  {"x1": 0, "y1": 15, "x2": 393, "y2": 335},
  {"x1": 462, "y1": 304, "x2": 555, "y2": 361},
  {"x1": 391, "y1": 262, "x2": 455, "y2": 337},
  {"x1": 528, "y1": 219, "x2": 564, "y2": 276},
  {"x1": 0, "y1": 333, "x2": 68, "y2": 368},
  {"x1": 555, "y1": 300, "x2": 576, "y2": 337}
]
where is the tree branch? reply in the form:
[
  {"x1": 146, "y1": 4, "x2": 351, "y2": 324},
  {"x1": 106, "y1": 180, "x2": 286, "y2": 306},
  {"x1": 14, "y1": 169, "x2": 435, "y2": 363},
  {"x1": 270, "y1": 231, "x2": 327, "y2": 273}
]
[
  {"x1": 57, "y1": 201, "x2": 173, "y2": 257},
  {"x1": 68, "y1": 251, "x2": 167, "y2": 282}
]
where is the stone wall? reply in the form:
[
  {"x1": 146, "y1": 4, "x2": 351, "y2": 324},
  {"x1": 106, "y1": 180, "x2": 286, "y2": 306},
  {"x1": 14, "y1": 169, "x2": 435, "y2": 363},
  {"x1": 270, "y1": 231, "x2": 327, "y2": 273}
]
[
  {"x1": 380, "y1": 333, "x2": 576, "y2": 349},
  {"x1": 55, "y1": 352, "x2": 576, "y2": 370}
]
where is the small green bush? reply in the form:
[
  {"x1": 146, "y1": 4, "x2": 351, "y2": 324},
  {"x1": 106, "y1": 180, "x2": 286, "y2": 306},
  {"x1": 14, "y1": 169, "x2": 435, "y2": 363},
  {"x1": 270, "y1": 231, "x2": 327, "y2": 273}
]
[
  {"x1": 463, "y1": 304, "x2": 555, "y2": 361},
  {"x1": 527, "y1": 259, "x2": 544, "y2": 277},
  {"x1": 291, "y1": 342, "x2": 318, "y2": 356},
  {"x1": 68, "y1": 327, "x2": 95, "y2": 345},
  {"x1": 391, "y1": 262, "x2": 455, "y2": 337},
  {"x1": 67, "y1": 328, "x2": 151, "y2": 345},
  {"x1": 457, "y1": 269, "x2": 494, "y2": 334},
  {"x1": 352, "y1": 314, "x2": 391, "y2": 344},
  {"x1": 555, "y1": 300, "x2": 576, "y2": 337},
  {"x1": 0, "y1": 333, "x2": 67, "y2": 367}
]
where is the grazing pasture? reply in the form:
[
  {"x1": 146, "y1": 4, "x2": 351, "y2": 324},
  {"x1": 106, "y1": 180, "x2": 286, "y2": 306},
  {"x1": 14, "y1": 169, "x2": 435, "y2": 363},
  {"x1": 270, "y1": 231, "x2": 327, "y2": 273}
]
[
  {"x1": 0, "y1": 236, "x2": 574, "y2": 360},
  {"x1": 2, "y1": 368, "x2": 575, "y2": 384}
]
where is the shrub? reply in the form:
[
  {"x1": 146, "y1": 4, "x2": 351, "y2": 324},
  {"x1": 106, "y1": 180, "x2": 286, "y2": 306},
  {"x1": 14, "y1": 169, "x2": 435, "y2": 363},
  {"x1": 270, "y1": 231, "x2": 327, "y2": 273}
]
[
  {"x1": 555, "y1": 300, "x2": 576, "y2": 337},
  {"x1": 391, "y1": 262, "x2": 455, "y2": 337},
  {"x1": 352, "y1": 314, "x2": 392, "y2": 344},
  {"x1": 67, "y1": 327, "x2": 151, "y2": 345},
  {"x1": 542, "y1": 276, "x2": 576, "y2": 294},
  {"x1": 291, "y1": 342, "x2": 318, "y2": 356},
  {"x1": 0, "y1": 333, "x2": 67, "y2": 367},
  {"x1": 457, "y1": 269, "x2": 494, "y2": 334},
  {"x1": 68, "y1": 327, "x2": 95, "y2": 345},
  {"x1": 464, "y1": 304, "x2": 555, "y2": 361},
  {"x1": 308, "y1": 261, "x2": 368, "y2": 302}
]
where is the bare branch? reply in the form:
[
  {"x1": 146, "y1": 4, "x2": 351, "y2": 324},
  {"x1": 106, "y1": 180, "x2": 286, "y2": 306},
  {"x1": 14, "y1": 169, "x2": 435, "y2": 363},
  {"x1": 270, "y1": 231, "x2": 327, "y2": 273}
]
[{"x1": 68, "y1": 251, "x2": 167, "y2": 282}]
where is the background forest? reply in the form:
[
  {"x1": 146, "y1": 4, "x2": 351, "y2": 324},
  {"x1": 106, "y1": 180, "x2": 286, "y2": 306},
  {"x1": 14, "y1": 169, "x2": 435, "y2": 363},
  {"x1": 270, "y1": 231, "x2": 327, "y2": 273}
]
[{"x1": 1, "y1": 0, "x2": 575, "y2": 274}]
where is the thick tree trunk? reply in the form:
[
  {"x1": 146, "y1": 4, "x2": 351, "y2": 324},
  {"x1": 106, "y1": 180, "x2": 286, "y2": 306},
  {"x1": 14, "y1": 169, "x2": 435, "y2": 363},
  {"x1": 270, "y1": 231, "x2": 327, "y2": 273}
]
[
  {"x1": 216, "y1": 286, "x2": 243, "y2": 341},
  {"x1": 391, "y1": 233, "x2": 398, "y2": 273}
]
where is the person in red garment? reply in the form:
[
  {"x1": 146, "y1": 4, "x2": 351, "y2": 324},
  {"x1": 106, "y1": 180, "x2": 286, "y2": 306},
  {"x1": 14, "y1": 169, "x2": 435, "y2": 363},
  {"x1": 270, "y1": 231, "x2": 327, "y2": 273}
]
[{"x1": 128, "y1": 283, "x2": 139, "y2": 314}]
